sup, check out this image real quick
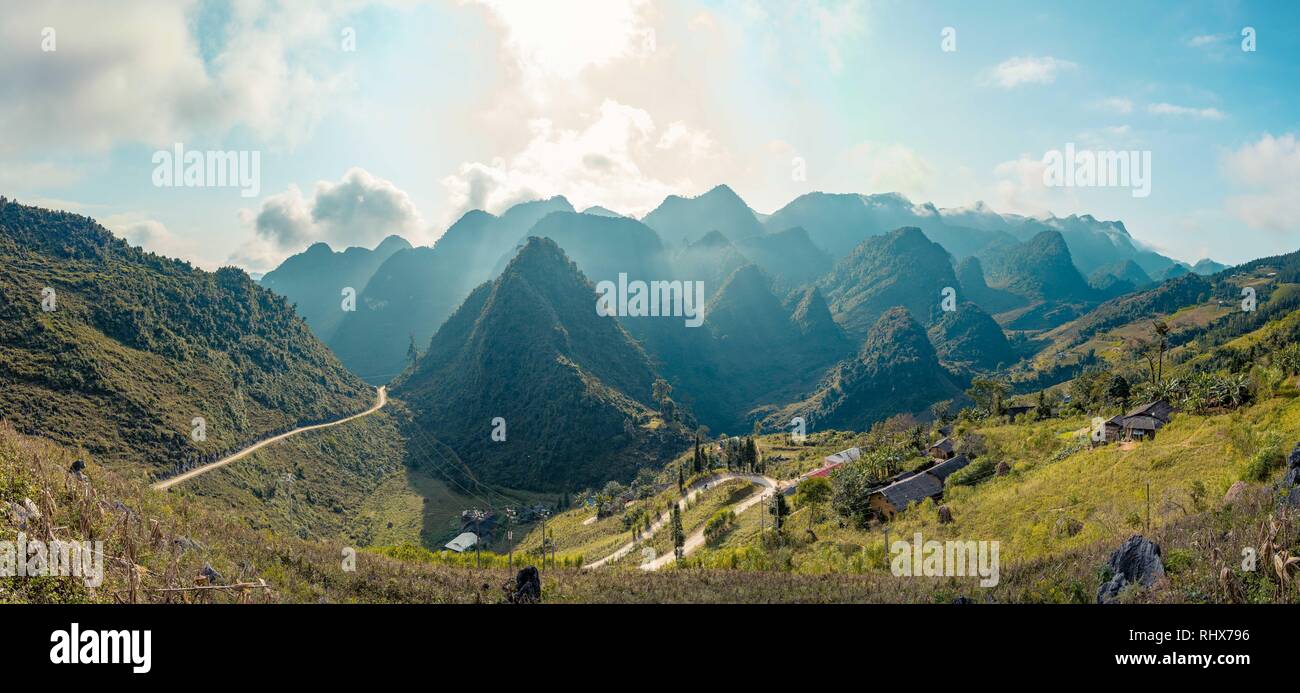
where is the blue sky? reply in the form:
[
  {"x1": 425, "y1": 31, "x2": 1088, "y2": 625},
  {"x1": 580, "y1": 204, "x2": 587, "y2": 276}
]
[{"x1": 2, "y1": 0, "x2": 1296, "y2": 271}]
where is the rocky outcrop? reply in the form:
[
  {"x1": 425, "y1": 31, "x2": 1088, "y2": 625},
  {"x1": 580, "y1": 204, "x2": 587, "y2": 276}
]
[
  {"x1": 1097, "y1": 535, "x2": 1165, "y2": 603},
  {"x1": 1282, "y1": 443, "x2": 1300, "y2": 506},
  {"x1": 507, "y1": 566, "x2": 541, "y2": 604}
]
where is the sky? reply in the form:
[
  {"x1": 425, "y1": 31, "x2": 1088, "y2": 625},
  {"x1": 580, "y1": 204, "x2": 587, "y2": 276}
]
[{"x1": 2, "y1": 0, "x2": 1298, "y2": 272}]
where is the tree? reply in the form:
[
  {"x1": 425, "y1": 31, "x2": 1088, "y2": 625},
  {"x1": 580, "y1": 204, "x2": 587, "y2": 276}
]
[
  {"x1": 966, "y1": 377, "x2": 1010, "y2": 417},
  {"x1": 406, "y1": 333, "x2": 419, "y2": 365},
  {"x1": 795, "y1": 476, "x2": 832, "y2": 530},
  {"x1": 768, "y1": 491, "x2": 790, "y2": 535},
  {"x1": 1035, "y1": 390, "x2": 1052, "y2": 418},
  {"x1": 652, "y1": 378, "x2": 676, "y2": 422},
  {"x1": 1153, "y1": 320, "x2": 1170, "y2": 383},
  {"x1": 671, "y1": 503, "x2": 685, "y2": 561},
  {"x1": 692, "y1": 435, "x2": 703, "y2": 474},
  {"x1": 677, "y1": 465, "x2": 685, "y2": 495},
  {"x1": 1106, "y1": 374, "x2": 1132, "y2": 411}
]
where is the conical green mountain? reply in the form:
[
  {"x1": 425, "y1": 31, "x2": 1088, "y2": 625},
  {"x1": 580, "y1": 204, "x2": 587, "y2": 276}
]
[
  {"x1": 392, "y1": 236, "x2": 687, "y2": 491},
  {"x1": 955, "y1": 255, "x2": 1027, "y2": 314},
  {"x1": 0, "y1": 199, "x2": 372, "y2": 474},
  {"x1": 927, "y1": 301, "x2": 1016, "y2": 371},
  {"x1": 327, "y1": 197, "x2": 573, "y2": 383},
  {"x1": 260, "y1": 235, "x2": 411, "y2": 341},
  {"x1": 819, "y1": 227, "x2": 960, "y2": 338},
  {"x1": 773, "y1": 307, "x2": 959, "y2": 431},
  {"x1": 790, "y1": 286, "x2": 851, "y2": 357},
  {"x1": 980, "y1": 230, "x2": 1097, "y2": 303}
]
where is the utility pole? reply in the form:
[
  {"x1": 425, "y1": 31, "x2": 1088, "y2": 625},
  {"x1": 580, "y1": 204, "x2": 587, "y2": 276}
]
[
  {"x1": 505, "y1": 507, "x2": 517, "y2": 574},
  {"x1": 538, "y1": 507, "x2": 551, "y2": 570},
  {"x1": 467, "y1": 508, "x2": 487, "y2": 569},
  {"x1": 1145, "y1": 482, "x2": 1151, "y2": 535}
]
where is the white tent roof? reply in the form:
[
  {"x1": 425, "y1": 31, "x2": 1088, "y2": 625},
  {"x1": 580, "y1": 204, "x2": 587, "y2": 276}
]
[{"x1": 444, "y1": 532, "x2": 478, "y2": 553}]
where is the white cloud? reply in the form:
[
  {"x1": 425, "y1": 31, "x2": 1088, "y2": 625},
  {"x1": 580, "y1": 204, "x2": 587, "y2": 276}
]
[
  {"x1": 234, "y1": 168, "x2": 424, "y2": 270},
  {"x1": 0, "y1": 0, "x2": 355, "y2": 156},
  {"x1": 840, "y1": 142, "x2": 934, "y2": 200},
  {"x1": 441, "y1": 99, "x2": 710, "y2": 222},
  {"x1": 1187, "y1": 33, "x2": 1231, "y2": 48},
  {"x1": 986, "y1": 56, "x2": 1076, "y2": 88},
  {"x1": 988, "y1": 155, "x2": 1078, "y2": 217},
  {"x1": 1147, "y1": 102, "x2": 1226, "y2": 120},
  {"x1": 471, "y1": 0, "x2": 653, "y2": 95},
  {"x1": 102, "y1": 213, "x2": 204, "y2": 265},
  {"x1": 1093, "y1": 97, "x2": 1134, "y2": 114},
  {"x1": 1222, "y1": 133, "x2": 1300, "y2": 233}
]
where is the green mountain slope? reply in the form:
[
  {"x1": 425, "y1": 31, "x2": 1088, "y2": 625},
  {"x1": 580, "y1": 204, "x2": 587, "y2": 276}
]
[
  {"x1": 819, "y1": 227, "x2": 959, "y2": 339},
  {"x1": 392, "y1": 236, "x2": 689, "y2": 491},
  {"x1": 774, "y1": 307, "x2": 960, "y2": 431},
  {"x1": 927, "y1": 301, "x2": 1016, "y2": 371},
  {"x1": 328, "y1": 197, "x2": 574, "y2": 382},
  {"x1": 0, "y1": 199, "x2": 371, "y2": 475}
]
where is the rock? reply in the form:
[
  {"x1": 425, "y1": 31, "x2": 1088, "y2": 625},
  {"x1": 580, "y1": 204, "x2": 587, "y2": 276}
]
[
  {"x1": 1280, "y1": 444, "x2": 1300, "y2": 505},
  {"x1": 1054, "y1": 516, "x2": 1084, "y2": 538},
  {"x1": 69, "y1": 459, "x2": 86, "y2": 480},
  {"x1": 507, "y1": 566, "x2": 541, "y2": 604},
  {"x1": 951, "y1": 596, "x2": 973, "y2": 604},
  {"x1": 1223, "y1": 480, "x2": 1248, "y2": 505},
  {"x1": 199, "y1": 563, "x2": 224, "y2": 585},
  {"x1": 937, "y1": 505, "x2": 954, "y2": 524},
  {"x1": 7, "y1": 499, "x2": 41, "y2": 530},
  {"x1": 173, "y1": 536, "x2": 205, "y2": 553},
  {"x1": 995, "y1": 461, "x2": 1010, "y2": 477},
  {"x1": 1097, "y1": 535, "x2": 1165, "y2": 604}
]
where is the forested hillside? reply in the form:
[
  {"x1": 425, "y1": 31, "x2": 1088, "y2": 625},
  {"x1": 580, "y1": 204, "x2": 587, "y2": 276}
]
[{"x1": 0, "y1": 199, "x2": 371, "y2": 476}]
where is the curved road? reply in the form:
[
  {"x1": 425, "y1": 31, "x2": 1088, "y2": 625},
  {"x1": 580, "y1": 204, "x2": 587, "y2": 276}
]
[
  {"x1": 583, "y1": 471, "x2": 778, "y2": 571},
  {"x1": 152, "y1": 386, "x2": 387, "y2": 491}
]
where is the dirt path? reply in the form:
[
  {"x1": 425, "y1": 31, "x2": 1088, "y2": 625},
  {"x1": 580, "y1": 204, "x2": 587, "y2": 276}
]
[
  {"x1": 151, "y1": 387, "x2": 387, "y2": 491},
  {"x1": 583, "y1": 471, "x2": 777, "y2": 571}
]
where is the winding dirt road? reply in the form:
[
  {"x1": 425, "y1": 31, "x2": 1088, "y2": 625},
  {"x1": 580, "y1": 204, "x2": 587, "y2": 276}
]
[
  {"x1": 151, "y1": 386, "x2": 387, "y2": 491},
  {"x1": 583, "y1": 471, "x2": 778, "y2": 571}
]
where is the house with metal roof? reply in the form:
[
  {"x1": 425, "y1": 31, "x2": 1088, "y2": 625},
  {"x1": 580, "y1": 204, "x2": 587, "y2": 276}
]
[{"x1": 444, "y1": 532, "x2": 478, "y2": 553}]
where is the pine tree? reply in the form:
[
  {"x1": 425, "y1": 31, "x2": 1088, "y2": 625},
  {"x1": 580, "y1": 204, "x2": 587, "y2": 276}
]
[
  {"x1": 406, "y1": 333, "x2": 419, "y2": 365},
  {"x1": 671, "y1": 503, "x2": 685, "y2": 561},
  {"x1": 677, "y1": 465, "x2": 685, "y2": 495},
  {"x1": 693, "y1": 435, "x2": 702, "y2": 474}
]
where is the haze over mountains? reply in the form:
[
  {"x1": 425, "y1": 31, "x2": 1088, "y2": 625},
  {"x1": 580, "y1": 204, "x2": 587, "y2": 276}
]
[
  {"x1": 4, "y1": 183, "x2": 1239, "y2": 493},
  {"x1": 252, "y1": 183, "x2": 1230, "y2": 449}
]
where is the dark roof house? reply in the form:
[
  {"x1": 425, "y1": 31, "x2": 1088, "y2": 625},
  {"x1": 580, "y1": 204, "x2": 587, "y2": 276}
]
[
  {"x1": 926, "y1": 454, "x2": 971, "y2": 483},
  {"x1": 1125, "y1": 400, "x2": 1174, "y2": 424},
  {"x1": 928, "y1": 437, "x2": 955, "y2": 459},
  {"x1": 869, "y1": 472, "x2": 944, "y2": 519}
]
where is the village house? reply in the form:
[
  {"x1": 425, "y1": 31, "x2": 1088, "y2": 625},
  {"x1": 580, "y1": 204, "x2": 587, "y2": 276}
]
[
  {"x1": 927, "y1": 437, "x2": 955, "y2": 460},
  {"x1": 1099, "y1": 400, "x2": 1175, "y2": 444},
  {"x1": 868, "y1": 472, "x2": 943, "y2": 521},
  {"x1": 802, "y1": 446, "x2": 861, "y2": 481},
  {"x1": 867, "y1": 456, "x2": 971, "y2": 520}
]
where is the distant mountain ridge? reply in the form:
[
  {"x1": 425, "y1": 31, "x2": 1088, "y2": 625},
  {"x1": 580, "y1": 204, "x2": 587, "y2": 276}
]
[{"x1": 260, "y1": 235, "x2": 411, "y2": 341}]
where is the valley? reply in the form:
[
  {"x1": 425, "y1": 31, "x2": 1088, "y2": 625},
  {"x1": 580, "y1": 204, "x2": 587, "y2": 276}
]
[{"x1": 3, "y1": 189, "x2": 1300, "y2": 605}]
